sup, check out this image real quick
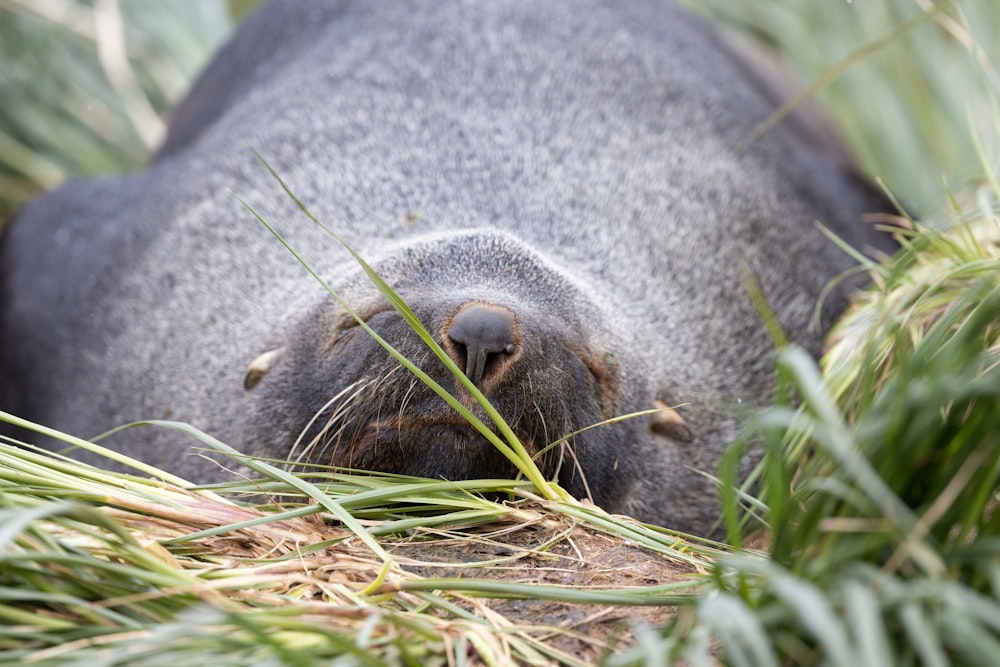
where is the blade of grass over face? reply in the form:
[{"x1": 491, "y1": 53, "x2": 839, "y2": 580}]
[{"x1": 234, "y1": 151, "x2": 567, "y2": 504}]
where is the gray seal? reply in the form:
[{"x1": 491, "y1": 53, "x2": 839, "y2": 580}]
[{"x1": 0, "y1": 0, "x2": 895, "y2": 535}]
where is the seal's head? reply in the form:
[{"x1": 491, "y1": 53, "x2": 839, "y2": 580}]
[{"x1": 238, "y1": 230, "x2": 702, "y2": 527}]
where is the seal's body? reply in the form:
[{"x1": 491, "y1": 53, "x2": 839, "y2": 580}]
[{"x1": 0, "y1": 0, "x2": 893, "y2": 534}]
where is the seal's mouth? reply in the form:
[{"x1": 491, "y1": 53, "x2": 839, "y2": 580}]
[{"x1": 300, "y1": 414, "x2": 537, "y2": 481}]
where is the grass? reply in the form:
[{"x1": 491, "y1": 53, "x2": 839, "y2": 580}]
[
  {"x1": 0, "y1": 0, "x2": 233, "y2": 224},
  {"x1": 630, "y1": 246, "x2": 1000, "y2": 664},
  {"x1": 679, "y1": 0, "x2": 1000, "y2": 217},
  {"x1": 3, "y1": 0, "x2": 1000, "y2": 664},
  {"x1": 0, "y1": 414, "x2": 718, "y2": 666}
]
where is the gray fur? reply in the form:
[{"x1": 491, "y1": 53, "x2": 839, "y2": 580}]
[{"x1": 0, "y1": 0, "x2": 894, "y2": 534}]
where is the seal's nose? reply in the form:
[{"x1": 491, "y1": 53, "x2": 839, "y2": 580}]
[{"x1": 446, "y1": 303, "x2": 518, "y2": 387}]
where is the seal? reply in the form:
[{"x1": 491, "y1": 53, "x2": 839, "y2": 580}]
[{"x1": 0, "y1": 0, "x2": 896, "y2": 534}]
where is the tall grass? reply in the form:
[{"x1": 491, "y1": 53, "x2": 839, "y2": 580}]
[
  {"x1": 0, "y1": 412, "x2": 719, "y2": 666},
  {"x1": 611, "y1": 76, "x2": 1000, "y2": 667},
  {"x1": 607, "y1": 4, "x2": 1000, "y2": 662},
  {"x1": 0, "y1": 0, "x2": 233, "y2": 223},
  {"x1": 608, "y1": 207, "x2": 1000, "y2": 664},
  {"x1": 682, "y1": 0, "x2": 1000, "y2": 216}
]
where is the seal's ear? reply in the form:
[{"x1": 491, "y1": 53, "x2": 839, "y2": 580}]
[
  {"x1": 650, "y1": 400, "x2": 692, "y2": 443},
  {"x1": 244, "y1": 347, "x2": 285, "y2": 390}
]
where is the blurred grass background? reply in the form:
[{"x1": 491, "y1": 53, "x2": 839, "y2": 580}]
[
  {"x1": 0, "y1": 0, "x2": 243, "y2": 224},
  {"x1": 678, "y1": 0, "x2": 1000, "y2": 218}
]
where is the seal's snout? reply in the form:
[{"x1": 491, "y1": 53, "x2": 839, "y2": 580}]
[{"x1": 446, "y1": 303, "x2": 518, "y2": 387}]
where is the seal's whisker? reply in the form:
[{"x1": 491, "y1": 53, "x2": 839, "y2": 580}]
[
  {"x1": 306, "y1": 404, "x2": 359, "y2": 467},
  {"x1": 288, "y1": 378, "x2": 372, "y2": 466},
  {"x1": 397, "y1": 375, "x2": 420, "y2": 426},
  {"x1": 338, "y1": 373, "x2": 395, "y2": 466},
  {"x1": 532, "y1": 401, "x2": 557, "y2": 472}
]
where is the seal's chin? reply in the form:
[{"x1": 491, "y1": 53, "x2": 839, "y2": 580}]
[{"x1": 324, "y1": 416, "x2": 530, "y2": 481}]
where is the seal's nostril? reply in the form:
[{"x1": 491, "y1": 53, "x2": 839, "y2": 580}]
[{"x1": 447, "y1": 303, "x2": 518, "y2": 386}]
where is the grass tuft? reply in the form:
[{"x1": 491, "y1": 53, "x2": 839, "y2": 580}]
[
  {"x1": 617, "y1": 175, "x2": 1000, "y2": 667},
  {"x1": 0, "y1": 412, "x2": 717, "y2": 665}
]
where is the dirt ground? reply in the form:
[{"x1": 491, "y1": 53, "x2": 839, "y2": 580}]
[{"x1": 386, "y1": 510, "x2": 702, "y2": 661}]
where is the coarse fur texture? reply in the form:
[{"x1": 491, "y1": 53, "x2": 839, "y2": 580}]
[{"x1": 0, "y1": 0, "x2": 895, "y2": 535}]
